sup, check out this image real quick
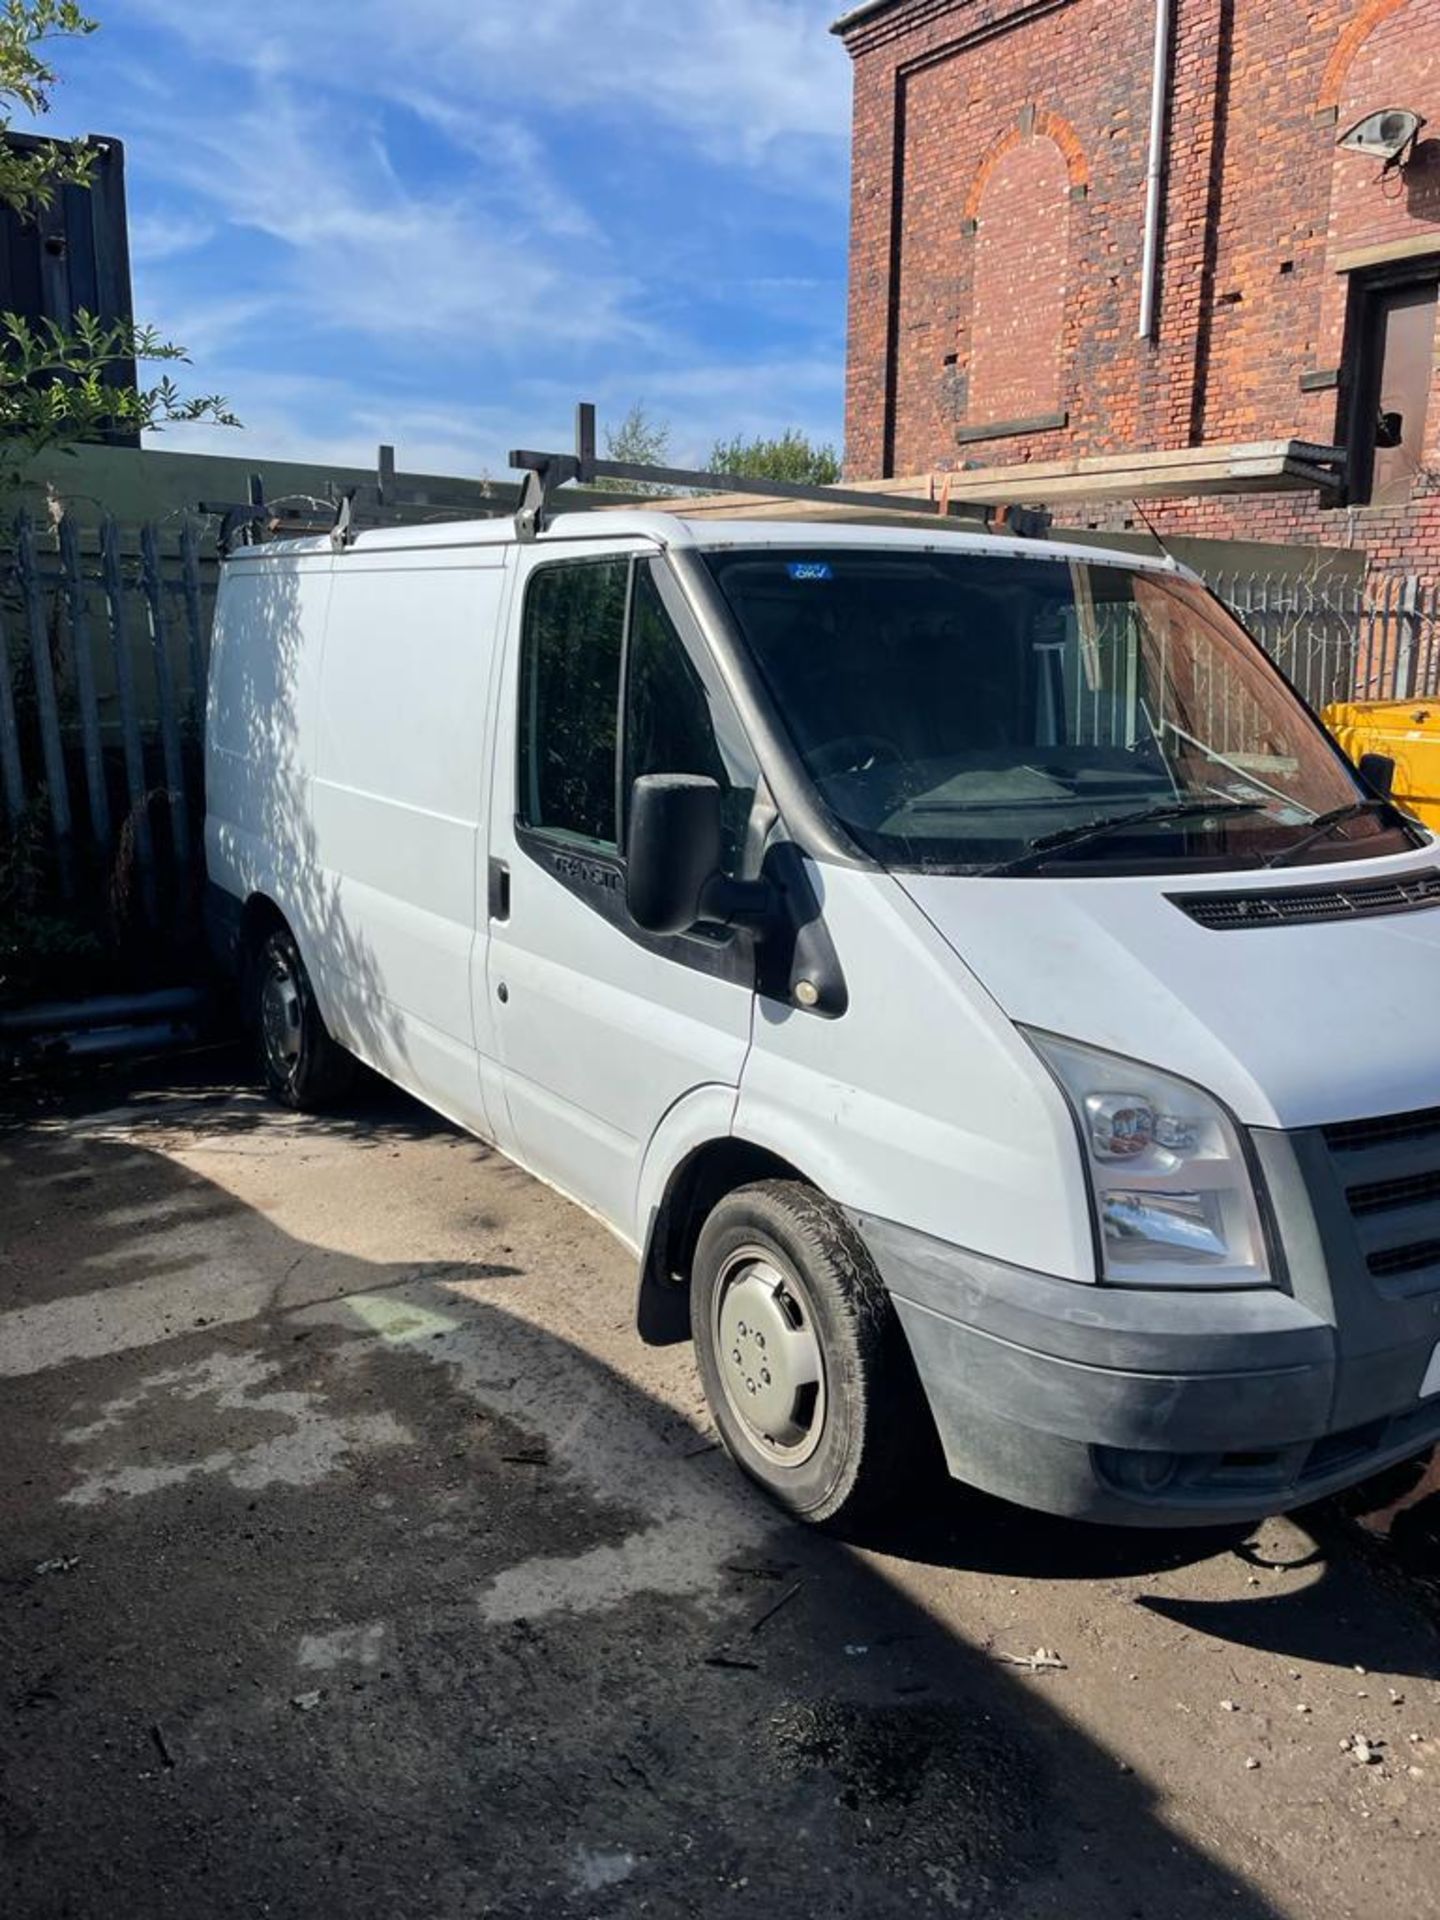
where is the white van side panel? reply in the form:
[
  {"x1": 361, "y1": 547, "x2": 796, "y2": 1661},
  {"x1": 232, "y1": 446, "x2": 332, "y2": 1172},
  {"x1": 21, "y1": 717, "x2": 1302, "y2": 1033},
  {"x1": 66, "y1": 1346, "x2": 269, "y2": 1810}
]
[
  {"x1": 736, "y1": 863, "x2": 1097, "y2": 1283},
  {"x1": 485, "y1": 540, "x2": 755, "y2": 1243},
  {"x1": 205, "y1": 550, "x2": 334, "y2": 953},
  {"x1": 312, "y1": 548, "x2": 508, "y2": 1137}
]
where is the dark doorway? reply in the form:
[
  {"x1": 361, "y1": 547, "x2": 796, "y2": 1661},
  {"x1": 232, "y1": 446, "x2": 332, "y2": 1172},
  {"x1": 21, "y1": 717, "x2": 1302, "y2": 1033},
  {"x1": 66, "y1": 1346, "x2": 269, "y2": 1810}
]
[{"x1": 1341, "y1": 265, "x2": 1439, "y2": 506}]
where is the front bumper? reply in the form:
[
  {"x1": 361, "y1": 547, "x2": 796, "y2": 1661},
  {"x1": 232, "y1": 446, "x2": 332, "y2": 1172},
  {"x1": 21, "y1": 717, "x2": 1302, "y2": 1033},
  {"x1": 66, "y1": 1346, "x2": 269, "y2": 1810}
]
[{"x1": 854, "y1": 1194, "x2": 1440, "y2": 1528}]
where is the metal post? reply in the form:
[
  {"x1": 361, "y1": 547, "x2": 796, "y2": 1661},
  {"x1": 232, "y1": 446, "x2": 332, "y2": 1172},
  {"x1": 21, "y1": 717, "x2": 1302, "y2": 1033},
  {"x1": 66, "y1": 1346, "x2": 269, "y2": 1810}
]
[
  {"x1": 1380, "y1": 575, "x2": 1398, "y2": 697},
  {"x1": 179, "y1": 518, "x2": 208, "y2": 727},
  {"x1": 139, "y1": 522, "x2": 190, "y2": 880},
  {"x1": 0, "y1": 594, "x2": 25, "y2": 826},
  {"x1": 15, "y1": 512, "x2": 73, "y2": 892},
  {"x1": 1397, "y1": 576, "x2": 1421, "y2": 698},
  {"x1": 1138, "y1": 0, "x2": 1174, "y2": 340},
  {"x1": 100, "y1": 516, "x2": 157, "y2": 921},
  {"x1": 59, "y1": 515, "x2": 111, "y2": 847},
  {"x1": 576, "y1": 401, "x2": 598, "y2": 481},
  {"x1": 1357, "y1": 579, "x2": 1374, "y2": 698}
]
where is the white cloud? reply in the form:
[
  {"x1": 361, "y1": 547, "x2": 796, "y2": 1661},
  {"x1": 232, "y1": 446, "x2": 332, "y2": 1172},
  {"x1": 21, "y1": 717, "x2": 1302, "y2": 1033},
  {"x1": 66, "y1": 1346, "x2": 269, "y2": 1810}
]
[
  {"x1": 125, "y1": 0, "x2": 851, "y2": 172},
  {"x1": 127, "y1": 209, "x2": 216, "y2": 263},
  {"x1": 86, "y1": 3, "x2": 852, "y2": 473},
  {"x1": 498, "y1": 351, "x2": 846, "y2": 467},
  {"x1": 153, "y1": 348, "x2": 844, "y2": 484},
  {"x1": 125, "y1": 81, "x2": 654, "y2": 359}
]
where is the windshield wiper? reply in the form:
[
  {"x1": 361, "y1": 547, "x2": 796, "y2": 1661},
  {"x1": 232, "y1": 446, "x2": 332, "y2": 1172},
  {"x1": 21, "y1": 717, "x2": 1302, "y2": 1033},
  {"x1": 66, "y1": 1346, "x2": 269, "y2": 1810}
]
[
  {"x1": 985, "y1": 798, "x2": 1270, "y2": 876},
  {"x1": 1262, "y1": 798, "x2": 1394, "y2": 869}
]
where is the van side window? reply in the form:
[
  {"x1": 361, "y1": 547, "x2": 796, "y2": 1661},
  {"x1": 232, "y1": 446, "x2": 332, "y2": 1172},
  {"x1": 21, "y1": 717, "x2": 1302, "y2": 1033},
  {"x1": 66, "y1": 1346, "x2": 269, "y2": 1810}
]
[
  {"x1": 518, "y1": 558, "x2": 629, "y2": 847},
  {"x1": 623, "y1": 564, "x2": 757, "y2": 875}
]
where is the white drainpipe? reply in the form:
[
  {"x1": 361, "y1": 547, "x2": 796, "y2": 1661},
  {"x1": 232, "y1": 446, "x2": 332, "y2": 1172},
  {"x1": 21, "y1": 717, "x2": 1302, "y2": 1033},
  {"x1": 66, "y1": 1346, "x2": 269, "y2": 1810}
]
[{"x1": 1138, "y1": 0, "x2": 1174, "y2": 340}]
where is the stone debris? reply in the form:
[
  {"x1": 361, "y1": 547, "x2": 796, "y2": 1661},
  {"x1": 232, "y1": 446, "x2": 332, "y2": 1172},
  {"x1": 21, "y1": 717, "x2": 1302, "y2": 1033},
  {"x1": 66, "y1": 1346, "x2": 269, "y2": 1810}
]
[
  {"x1": 1342, "y1": 1734, "x2": 1384, "y2": 1765},
  {"x1": 290, "y1": 1690, "x2": 323, "y2": 1712},
  {"x1": 994, "y1": 1647, "x2": 1066, "y2": 1673},
  {"x1": 33, "y1": 1555, "x2": 80, "y2": 1576}
]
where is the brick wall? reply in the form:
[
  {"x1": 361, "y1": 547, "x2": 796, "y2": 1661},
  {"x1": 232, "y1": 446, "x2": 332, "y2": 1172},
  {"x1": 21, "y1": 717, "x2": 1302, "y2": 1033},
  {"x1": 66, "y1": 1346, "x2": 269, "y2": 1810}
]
[{"x1": 838, "y1": 0, "x2": 1440, "y2": 582}]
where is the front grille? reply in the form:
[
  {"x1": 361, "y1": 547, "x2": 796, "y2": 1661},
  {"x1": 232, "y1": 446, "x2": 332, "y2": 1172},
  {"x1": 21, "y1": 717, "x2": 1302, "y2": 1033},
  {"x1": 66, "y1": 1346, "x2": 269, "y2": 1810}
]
[
  {"x1": 1325, "y1": 1106, "x2": 1440, "y2": 1152},
  {"x1": 1346, "y1": 1167, "x2": 1440, "y2": 1216},
  {"x1": 1323, "y1": 1103, "x2": 1440, "y2": 1290},
  {"x1": 1171, "y1": 868, "x2": 1440, "y2": 930},
  {"x1": 1369, "y1": 1238, "x2": 1440, "y2": 1280}
]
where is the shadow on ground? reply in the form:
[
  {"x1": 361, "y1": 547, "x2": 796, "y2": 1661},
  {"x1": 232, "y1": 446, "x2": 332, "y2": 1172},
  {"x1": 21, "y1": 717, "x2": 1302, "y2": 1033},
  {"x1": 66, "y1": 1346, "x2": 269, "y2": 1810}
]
[{"x1": 0, "y1": 1069, "x2": 1296, "y2": 1920}]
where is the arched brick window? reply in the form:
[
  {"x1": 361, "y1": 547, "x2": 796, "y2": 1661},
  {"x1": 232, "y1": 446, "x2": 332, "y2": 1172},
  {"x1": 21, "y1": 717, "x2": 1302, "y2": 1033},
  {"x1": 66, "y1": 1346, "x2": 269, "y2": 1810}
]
[{"x1": 966, "y1": 134, "x2": 1072, "y2": 433}]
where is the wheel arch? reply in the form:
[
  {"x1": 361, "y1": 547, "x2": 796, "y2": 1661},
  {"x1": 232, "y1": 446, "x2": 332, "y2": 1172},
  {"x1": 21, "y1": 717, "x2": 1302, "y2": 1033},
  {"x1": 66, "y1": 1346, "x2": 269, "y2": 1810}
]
[
  {"x1": 637, "y1": 1135, "x2": 816, "y2": 1346},
  {"x1": 239, "y1": 890, "x2": 289, "y2": 958}
]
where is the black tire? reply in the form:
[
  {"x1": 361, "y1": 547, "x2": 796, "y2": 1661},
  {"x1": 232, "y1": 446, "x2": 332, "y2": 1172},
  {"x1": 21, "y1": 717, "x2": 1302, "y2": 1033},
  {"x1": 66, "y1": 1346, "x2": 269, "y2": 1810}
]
[
  {"x1": 247, "y1": 925, "x2": 356, "y2": 1111},
  {"x1": 691, "y1": 1179, "x2": 932, "y2": 1527}
]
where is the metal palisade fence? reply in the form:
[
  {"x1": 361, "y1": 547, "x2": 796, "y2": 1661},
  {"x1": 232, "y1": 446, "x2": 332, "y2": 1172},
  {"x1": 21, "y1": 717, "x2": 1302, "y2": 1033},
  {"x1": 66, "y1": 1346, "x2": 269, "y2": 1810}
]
[
  {"x1": 0, "y1": 510, "x2": 213, "y2": 980},
  {"x1": 2, "y1": 510, "x2": 1440, "y2": 984},
  {"x1": 1208, "y1": 567, "x2": 1440, "y2": 713}
]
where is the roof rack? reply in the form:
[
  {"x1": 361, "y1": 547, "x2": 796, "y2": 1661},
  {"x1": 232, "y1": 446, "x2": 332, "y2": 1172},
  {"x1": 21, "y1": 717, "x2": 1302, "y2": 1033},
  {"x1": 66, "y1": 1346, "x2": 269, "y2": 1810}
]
[
  {"x1": 201, "y1": 401, "x2": 1055, "y2": 555},
  {"x1": 199, "y1": 447, "x2": 507, "y2": 555},
  {"x1": 507, "y1": 402, "x2": 1053, "y2": 541}
]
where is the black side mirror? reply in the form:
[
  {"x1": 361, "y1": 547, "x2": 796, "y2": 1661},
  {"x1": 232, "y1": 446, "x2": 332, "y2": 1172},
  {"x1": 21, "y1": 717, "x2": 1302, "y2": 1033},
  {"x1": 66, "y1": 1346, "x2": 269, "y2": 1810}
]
[
  {"x1": 1358, "y1": 750, "x2": 1396, "y2": 799},
  {"x1": 626, "y1": 775, "x2": 726, "y2": 935},
  {"x1": 626, "y1": 774, "x2": 774, "y2": 937}
]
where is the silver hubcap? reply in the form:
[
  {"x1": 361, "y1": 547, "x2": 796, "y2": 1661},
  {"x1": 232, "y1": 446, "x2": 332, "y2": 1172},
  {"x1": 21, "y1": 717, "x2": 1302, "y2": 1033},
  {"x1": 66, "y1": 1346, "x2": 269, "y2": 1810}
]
[
  {"x1": 260, "y1": 958, "x2": 302, "y2": 1077},
  {"x1": 713, "y1": 1250, "x2": 826, "y2": 1466}
]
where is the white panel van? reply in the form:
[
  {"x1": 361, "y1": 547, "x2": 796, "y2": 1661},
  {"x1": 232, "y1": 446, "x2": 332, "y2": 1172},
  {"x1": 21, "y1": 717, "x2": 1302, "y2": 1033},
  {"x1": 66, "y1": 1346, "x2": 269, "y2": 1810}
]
[{"x1": 206, "y1": 510, "x2": 1440, "y2": 1527}]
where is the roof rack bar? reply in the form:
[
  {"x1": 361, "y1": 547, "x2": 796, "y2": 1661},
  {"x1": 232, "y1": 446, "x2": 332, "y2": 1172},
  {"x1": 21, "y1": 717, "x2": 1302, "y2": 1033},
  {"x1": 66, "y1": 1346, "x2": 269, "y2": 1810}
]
[
  {"x1": 199, "y1": 402, "x2": 1055, "y2": 554},
  {"x1": 575, "y1": 398, "x2": 597, "y2": 474},
  {"x1": 506, "y1": 398, "x2": 1001, "y2": 538}
]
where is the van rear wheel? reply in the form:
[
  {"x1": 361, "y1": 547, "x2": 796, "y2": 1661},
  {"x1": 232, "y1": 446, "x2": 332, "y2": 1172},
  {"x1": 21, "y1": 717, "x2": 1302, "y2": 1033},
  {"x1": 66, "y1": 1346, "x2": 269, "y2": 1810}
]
[
  {"x1": 249, "y1": 926, "x2": 356, "y2": 1111},
  {"x1": 691, "y1": 1180, "x2": 929, "y2": 1527}
]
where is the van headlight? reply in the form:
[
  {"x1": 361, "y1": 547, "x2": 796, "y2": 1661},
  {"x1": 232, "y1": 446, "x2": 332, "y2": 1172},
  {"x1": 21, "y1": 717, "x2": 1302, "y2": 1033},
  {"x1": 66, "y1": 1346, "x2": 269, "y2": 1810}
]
[{"x1": 1025, "y1": 1032, "x2": 1272, "y2": 1289}]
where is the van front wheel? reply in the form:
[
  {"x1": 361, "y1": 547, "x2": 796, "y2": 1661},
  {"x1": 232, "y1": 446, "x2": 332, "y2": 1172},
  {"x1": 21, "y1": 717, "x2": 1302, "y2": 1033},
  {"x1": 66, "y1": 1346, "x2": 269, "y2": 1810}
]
[
  {"x1": 249, "y1": 926, "x2": 355, "y2": 1111},
  {"x1": 691, "y1": 1180, "x2": 928, "y2": 1527}
]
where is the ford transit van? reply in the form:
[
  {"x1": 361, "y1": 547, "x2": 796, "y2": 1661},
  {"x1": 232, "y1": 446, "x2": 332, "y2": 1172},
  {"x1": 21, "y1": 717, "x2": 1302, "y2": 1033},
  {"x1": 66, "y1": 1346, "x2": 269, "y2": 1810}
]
[{"x1": 206, "y1": 509, "x2": 1440, "y2": 1528}]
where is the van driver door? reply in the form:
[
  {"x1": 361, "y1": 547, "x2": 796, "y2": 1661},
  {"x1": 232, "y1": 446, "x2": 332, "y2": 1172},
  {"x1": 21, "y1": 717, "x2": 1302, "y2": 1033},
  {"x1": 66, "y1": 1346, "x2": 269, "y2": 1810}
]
[{"x1": 484, "y1": 543, "x2": 759, "y2": 1238}]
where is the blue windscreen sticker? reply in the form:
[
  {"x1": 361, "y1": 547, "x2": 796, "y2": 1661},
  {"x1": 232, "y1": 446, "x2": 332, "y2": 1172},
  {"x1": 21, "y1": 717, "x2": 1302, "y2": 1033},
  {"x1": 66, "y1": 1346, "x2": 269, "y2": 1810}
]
[{"x1": 787, "y1": 561, "x2": 834, "y2": 581}]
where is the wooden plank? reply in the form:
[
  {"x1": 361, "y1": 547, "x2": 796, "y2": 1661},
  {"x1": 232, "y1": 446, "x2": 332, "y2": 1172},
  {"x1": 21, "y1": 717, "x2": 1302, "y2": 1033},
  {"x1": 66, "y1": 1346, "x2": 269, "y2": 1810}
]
[
  {"x1": 899, "y1": 451, "x2": 1343, "y2": 507},
  {"x1": 632, "y1": 497, "x2": 986, "y2": 526},
  {"x1": 634, "y1": 439, "x2": 1344, "y2": 520},
  {"x1": 879, "y1": 438, "x2": 1344, "y2": 503}
]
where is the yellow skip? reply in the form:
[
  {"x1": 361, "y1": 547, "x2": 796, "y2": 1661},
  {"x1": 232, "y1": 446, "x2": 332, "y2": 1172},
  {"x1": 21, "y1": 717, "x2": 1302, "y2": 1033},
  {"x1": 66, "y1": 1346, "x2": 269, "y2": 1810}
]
[{"x1": 1324, "y1": 698, "x2": 1440, "y2": 832}]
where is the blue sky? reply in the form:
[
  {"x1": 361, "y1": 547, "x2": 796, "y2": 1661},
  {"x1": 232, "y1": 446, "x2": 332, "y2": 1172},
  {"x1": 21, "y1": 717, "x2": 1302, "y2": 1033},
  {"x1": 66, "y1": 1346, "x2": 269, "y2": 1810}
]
[{"x1": 26, "y1": 1, "x2": 854, "y2": 478}]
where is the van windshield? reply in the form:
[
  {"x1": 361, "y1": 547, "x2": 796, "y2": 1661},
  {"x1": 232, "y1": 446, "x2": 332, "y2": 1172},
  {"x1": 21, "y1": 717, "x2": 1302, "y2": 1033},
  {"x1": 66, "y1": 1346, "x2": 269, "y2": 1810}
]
[{"x1": 702, "y1": 547, "x2": 1420, "y2": 874}]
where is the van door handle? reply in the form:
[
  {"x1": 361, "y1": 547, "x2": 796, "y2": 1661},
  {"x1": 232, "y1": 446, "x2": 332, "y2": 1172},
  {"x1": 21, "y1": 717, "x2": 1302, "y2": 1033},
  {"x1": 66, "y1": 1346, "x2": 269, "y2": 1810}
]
[{"x1": 489, "y1": 859, "x2": 511, "y2": 922}]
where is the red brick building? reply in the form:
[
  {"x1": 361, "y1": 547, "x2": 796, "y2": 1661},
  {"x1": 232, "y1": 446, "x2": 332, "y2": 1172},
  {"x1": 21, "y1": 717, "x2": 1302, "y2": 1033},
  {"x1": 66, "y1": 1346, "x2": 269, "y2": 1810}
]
[{"x1": 835, "y1": 0, "x2": 1440, "y2": 580}]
